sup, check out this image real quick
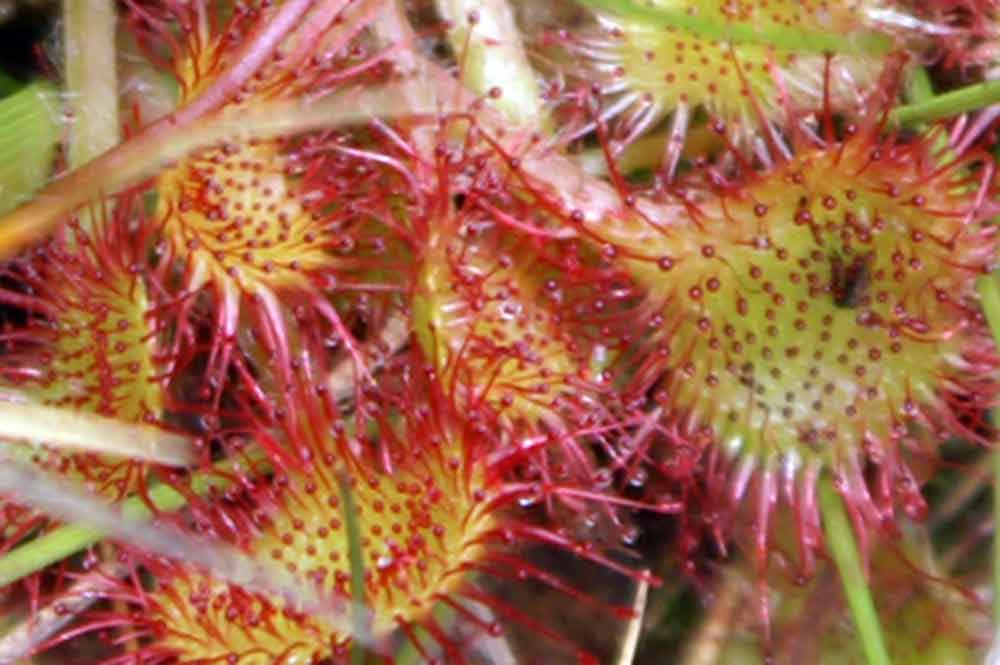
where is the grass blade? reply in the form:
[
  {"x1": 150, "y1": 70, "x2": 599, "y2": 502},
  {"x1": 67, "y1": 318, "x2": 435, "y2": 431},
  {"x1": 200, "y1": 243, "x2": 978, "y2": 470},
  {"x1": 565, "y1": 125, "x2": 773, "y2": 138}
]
[{"x1": 0, "y1": 82, "x2": 59, "y2": 215}]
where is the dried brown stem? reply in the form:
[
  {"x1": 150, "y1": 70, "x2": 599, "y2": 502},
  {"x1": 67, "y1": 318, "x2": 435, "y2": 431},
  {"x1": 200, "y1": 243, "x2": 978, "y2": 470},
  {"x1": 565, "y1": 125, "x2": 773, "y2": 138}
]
[
  {"x1": 328, "y1": 312, "x2": 409, "y2": 400},
  {"x1": 615, "y1": 576, "x2": 650, "y2": 665}
]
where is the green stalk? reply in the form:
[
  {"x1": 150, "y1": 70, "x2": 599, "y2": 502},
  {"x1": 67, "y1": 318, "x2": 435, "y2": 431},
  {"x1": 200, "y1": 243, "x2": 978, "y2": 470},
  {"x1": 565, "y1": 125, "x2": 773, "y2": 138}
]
[
  {"x1": 906, "y1": 67, "x2": 934, "y2": 106},
  {"x1": 0, "y1": 452, "x2": 264, "y2": 587},
  {"x1": 819, "y1": 477, "x2": 892, "y2": 665},
  {"x1": 977, "y1": 273, "x2": 1000, "y2": 624},
  {"x1": 574, "y1": 0, "x2": 893, "y2": 55},
  {"x1": 338, "y1": 469, "x2": 368, "y2": 665},
  {"x1": 892, "y1": 79, "x2": 1000, "y2": 127}
]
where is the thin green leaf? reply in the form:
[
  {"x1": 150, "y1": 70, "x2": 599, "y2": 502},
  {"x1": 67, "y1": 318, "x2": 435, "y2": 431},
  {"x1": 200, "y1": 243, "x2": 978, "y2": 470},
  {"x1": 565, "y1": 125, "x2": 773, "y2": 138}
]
[{"x1": 0, "y1": 81, "x2": 59, "y2": 215}]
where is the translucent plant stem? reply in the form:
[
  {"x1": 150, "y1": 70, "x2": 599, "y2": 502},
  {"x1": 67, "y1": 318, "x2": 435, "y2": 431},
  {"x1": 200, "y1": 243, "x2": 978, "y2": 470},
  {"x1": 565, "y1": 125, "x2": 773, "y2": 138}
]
[
  {"x1": 0, "y1": 449, "x2": 266, "y2": 587},
  {"x1": 819, "y1": 477, "x2": 891, "y2": 665},
  {"x1": 573, "y1": 0, "x2": 892, "y2": 54},
  {"x1": 63, "y1": 0, "x2": 119, "y2": 167},
  {"x1": 977, "y1": 272, "x2": 1000, "y2": 625},
  {"x1": 437, "y1": 0, "x2": 543, "y2": 126},
  {"x1": 891, "y1": 79, "x2": 1000, "y2": 127},
  {"x1": 0, "y1": 80, "x2": 454, "y2": 261}
]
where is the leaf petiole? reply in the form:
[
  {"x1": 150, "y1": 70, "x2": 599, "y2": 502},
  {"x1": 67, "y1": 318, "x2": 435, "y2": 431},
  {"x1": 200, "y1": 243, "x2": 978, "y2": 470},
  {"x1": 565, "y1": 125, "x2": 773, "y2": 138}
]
[{"x1": 819, "y1": 477, "x2": 892, "y2": 665}]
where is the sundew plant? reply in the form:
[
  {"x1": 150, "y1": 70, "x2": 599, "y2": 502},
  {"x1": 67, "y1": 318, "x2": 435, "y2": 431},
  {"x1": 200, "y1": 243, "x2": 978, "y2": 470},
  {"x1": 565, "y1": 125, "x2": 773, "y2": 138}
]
[{"x1": 1, "y1": 1, "x2": 1000, "y2": 664}]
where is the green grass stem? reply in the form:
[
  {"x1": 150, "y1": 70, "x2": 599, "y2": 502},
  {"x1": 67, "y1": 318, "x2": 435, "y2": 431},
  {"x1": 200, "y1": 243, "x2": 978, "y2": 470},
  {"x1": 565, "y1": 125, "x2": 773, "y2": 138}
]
[
  {"x1": 819, "y1": 477, "x2": 892, "y2": 665},
  {"x1": 338, "y1": 469, "x2": 369, "y2": 665},
  {"x1": 0, "y1": 453, "x2": 262, "y2": 588},
  {"x1": 892, "y1": 79, "x2": 1000, "y2": 127}
]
